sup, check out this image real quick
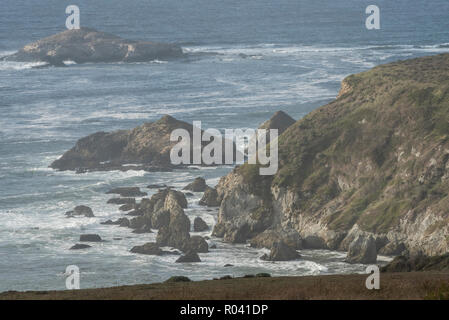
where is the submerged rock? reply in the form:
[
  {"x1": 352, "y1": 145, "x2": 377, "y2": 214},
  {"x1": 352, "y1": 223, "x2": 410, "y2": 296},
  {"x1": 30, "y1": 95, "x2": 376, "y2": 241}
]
[
  {"x1": 1, "y1": 28, "x2": 184, "y2": 66},
  {"x1": 106, "y1": 187, "x2": 147, "y2": 197},
  {"x1": 79, "y1": 234, "x2": 102, "y2": 242},
  {"x1": 65, "y1": 205, "x2": 94, "y2": 218},
  {"x1": 70, "y1": 244, "x2": 92, "y2": 250},
  {"x1": 107, "y1": 198, "x2": 136, "y2": 205}
]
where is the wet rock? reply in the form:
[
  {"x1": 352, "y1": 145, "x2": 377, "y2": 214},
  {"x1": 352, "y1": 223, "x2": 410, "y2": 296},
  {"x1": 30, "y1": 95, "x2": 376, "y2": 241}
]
[
  {"x1": 65, "y1": 205, "x2": 94, "y2": 218},
  {"x1": 193, "y1": 217, "x2": 209, "y2": 232},
  {"x1": 130, "y1": 242, "x2": 162, "y2": 255},
  {"x1": 119, "y1": 203, "x2": 135, "y2": 211},
  {"x1": 223, "y1": 224, "x2": 250, "y2": 244},
  {"x1": 176, "y1": 251, "x2": 201, "y2": 263},
  {"x1": 187, "y1": 236, "x2": 209, "y2": 253},
  {"x1": 147, "y1": 184, "x2": 173, "y2": 189},
  {"x1": 132, "y1": 224, "x2": 153, "y2": 234},
  {"x1": 183, "y1": 177, "x2": 207, "y2": 192},
  {"x1": 107, "y1": 198, "x2": 136, "y2": 205},
  {"x1": 260, "y1": 241, "x2": 300, "y2": 261},
  {"x1": 199, "y1": 187, "x2": 220, "y2": 207},
  {"x1": 79, "y1": 234, "x2": 102, "y2": 242},
  {"x1": 129, "y1": 216, "x2": 152, "y2": 230},
  {"x1": 70, "y1": 244, "x2": 91, "y2": 250},
  {"x1": 106, "y1": 187, "x2": 147, "y2": 197},
  {"x1": 250, "y1": 227, "x2": 302, "y2": 250},
  {"x1": 224, "y1": 264, "x2": 233, "y2": 267},
  {"x1": 346, "y1": 235, "x2": 377, "y2": 264}
]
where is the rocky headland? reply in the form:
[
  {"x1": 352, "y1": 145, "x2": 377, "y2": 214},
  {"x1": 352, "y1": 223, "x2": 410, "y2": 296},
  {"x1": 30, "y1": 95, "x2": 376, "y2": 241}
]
[
  {"x1": 212, "y1": 53, "x2": 449, "y2": 263},
  {"x1": 1, "y1": 27, "x2": 183, "y2": 66}
]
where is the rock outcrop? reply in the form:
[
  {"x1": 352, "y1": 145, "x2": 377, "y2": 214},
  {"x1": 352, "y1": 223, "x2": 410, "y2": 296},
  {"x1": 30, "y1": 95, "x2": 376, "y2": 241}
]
[
  {"x1": 65, "y1": 205, "x2": 94, "y2": 218},
  {"x1": 106, "y1": 187, "x2": 147, "y2": 197},
  {"x1": 199, "y1": 187, "x2": 221, "y2": 207},
  {"x1": 381, "y1": 253, "x2": 449, "y2": 272},
  {"x1": 346, "y1": 235, "x2": 377, "y2": 264},
  {"x1": 130, "y1": 243, "x2": 163, "y2": 255},
  {"x1": 50, "y1": 115, "x2": 237, "y2": 173},
  {"x1": 193, "y1": 217, "x2": 209, "y2": 232},
  {"x1": 1, "y1": 28, "x2": 183, "y2": 66},
  {"x1": 260, "y1": 241, "x2": 300, "y2": 261},
  {"x1": 183, "y1": 177, "x2": 208, "y2": 192},
  {"x1": 250, "y1": 227, "x2": 302, "y2": 250},
  {"x1": 176, "y1": 251, "x2": 201, "y2": 263},
  {"x1": 212, "y1": 53, "x2": 449, "y2": 259}
]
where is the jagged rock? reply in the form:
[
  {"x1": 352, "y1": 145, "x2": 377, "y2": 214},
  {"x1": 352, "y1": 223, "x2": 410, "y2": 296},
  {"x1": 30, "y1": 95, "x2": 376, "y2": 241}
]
[
  {"x1": 378, "y1": 241, "x2": 408, "y2": 256},
  {"x1": 151, "y1": 210, "x2": 170, "y2": 229},
  {"x1": 212, "y1": 54, "x2": 449, "y2": 257},
  {"x1": 186, "y1": 236, "x2": 209, "y2": 253},
  {"x1": 100, "y1": 219, "x2": 115, "y2": 225},
  {"x1": 381, "y1": 253, "x2": 449, "y2": 272},
  {"x1": 147, "y1": 184, "x2": 171, "y2": 189},
  {"x1": 129, "y1": 216, "x2": 152, "y2": 230},
  {"x1": 251, "y1": 110, "x2": 295, "y2": 148},
  {"x1": 107, "y1": 198, "x2": 136, "y2": 205},
  {"x1": 119, "y1": 203, "x2": 135, "y2": 211},
  {"x1": 79, "y1": 234, "x2": 102, "y2": 242},
  {"x1": 1, "y1": 28, "x2": 183, "y2": 66},
  {"x1": 70, "y1": 244, "x2": 91, "y2": 250},
  {"x1": 223, "y1": 224, "x2": 251, "y2": 244},
  {"x1": 176, "y1": 251, "x2": 201, "y2": 263},
  {"x1": 199, "y1": 187, "x2": 220, "y2": 207},
  {"x1": 183, "y1": 177, "x2": 208, "y2": 192},
  {"x1": 50, "y1": 115, "x2": 237, "y2": 173},
  {"x1": 346, "y1": 235, "x2": 377, "y2": 264},
  {"x1": 193, "y1": 217, "x2": 209, "y2": 232},
  {"x1": 65, "y1": 205, "x2": 94, "y2": 217},
  {"x1": 250, "y1": 227, "x2": 302, "y2": 250},
  {"x1": 260, "y1": 241, "x2": 300, "y2": 261},
  {"x1": 106, "y1": 187, "x2": 147, "y2": 197},
  {"x1": 130, "y1": 242, "x2": 162, "y2": 255}
]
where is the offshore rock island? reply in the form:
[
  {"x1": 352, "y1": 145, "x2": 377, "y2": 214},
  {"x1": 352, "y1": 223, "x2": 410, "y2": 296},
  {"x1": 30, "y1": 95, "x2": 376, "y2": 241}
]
[{"x1": 1, "y1": 27, "x2": 184, "y2": 66}]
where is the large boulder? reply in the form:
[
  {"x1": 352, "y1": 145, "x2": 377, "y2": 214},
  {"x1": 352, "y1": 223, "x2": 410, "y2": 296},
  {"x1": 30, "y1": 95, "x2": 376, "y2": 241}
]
[
  {"x1": 186, "y1": 236, "x2": 209, "y2": 253},
  {"x1": 199, "y1": 187, "x2": 220, "y2": 207},
  {"x1": 250, "y1": 227, "x2": 302, "y2": 250},
  {"x1": 183, "y1": 177, "x2": 208, "y2": 192},
  {"x1": 151, "y1": 210, "x2": 170, "y2": 229},
  {"x1": 193, "y1": 217, "x2": 209, "y2": 232},
  {"x1": 130, "y1": 242, "x2": 163, "y2": 255},
  {"x1": 1, "y1": 28, "x2": 184, "y2": 66},
  {"x1": 65, "y1": 205, "x2": 94, "y2": 217},
  {"x1": 176, "y1": 251, "x2": 201, "y2": 263},
  {"x1": 346, "y1": 235, "x2": 377, "y2": 264},
  {"x1": 260, "y1": 241, "x2": 300, "y2": 261}
]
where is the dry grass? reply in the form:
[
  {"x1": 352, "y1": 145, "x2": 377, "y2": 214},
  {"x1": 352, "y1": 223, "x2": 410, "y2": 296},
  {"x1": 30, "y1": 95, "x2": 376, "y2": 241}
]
[{"x1": 1, "y1": 272, "x2": 449, "y2": 300}]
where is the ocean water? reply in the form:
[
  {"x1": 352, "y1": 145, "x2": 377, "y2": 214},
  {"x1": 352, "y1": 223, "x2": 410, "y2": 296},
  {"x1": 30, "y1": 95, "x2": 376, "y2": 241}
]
[{"x1": 1, "y1": 0, "x2": 449, "y2": 292}]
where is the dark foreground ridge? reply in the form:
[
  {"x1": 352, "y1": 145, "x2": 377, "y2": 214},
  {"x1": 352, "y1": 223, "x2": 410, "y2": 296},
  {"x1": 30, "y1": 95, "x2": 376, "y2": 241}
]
[
  {"x1": 1, "y1": 27, "x2": 183, "y2": 66},
  {"x1": 1, "y1": 272, "x2": 449, "y2": 300}
]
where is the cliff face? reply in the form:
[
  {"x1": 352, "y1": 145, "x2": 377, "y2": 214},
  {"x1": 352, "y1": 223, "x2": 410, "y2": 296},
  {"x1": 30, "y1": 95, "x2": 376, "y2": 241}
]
[{"x1": 214, "y1": 53, "x2": 449, "y2": 257}]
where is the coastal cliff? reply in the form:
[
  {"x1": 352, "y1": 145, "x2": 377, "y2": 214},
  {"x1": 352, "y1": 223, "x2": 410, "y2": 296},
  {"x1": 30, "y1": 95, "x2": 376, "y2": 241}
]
[{"x1": 213, "y1": 53, "x2": 449, "y2": 260}]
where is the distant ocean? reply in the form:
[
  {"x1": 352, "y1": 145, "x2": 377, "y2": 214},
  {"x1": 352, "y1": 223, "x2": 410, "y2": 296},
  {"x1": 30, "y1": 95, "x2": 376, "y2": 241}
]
[{"x1": 1, "y1": 0, "x2": 449, "y2": 291}]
